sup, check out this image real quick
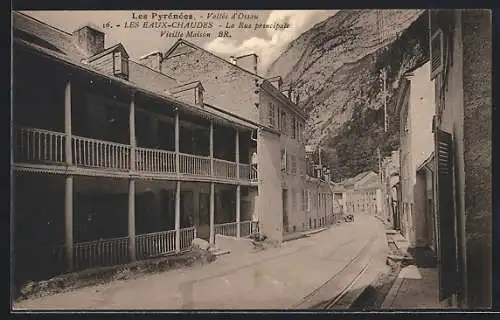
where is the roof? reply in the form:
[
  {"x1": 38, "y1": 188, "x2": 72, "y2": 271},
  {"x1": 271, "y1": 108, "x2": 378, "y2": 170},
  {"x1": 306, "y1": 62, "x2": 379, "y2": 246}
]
[
  {"x1": 15, "y1": 38, "x2": 256, "y2": 131},
  {"x1": 13, "y1": 11, "x2": 258, "y2": 131},
  {"x1": 172, "y1": 81, "x2": 203, "y2": 94},
  {"x1": 87, "y1": 43, "x2": 128, "y2": 62},
  {"x1": 417, "y1": 151, "x2": 434, "y2": 172},
  {"x1": 163, "y1": 38, "x2": 307, "y2": 121},
  {"x1": 164, "y1": 39, "x2": 266, "y2": 80},
  {"x1": 13, "y1": 11, "x2": 87, "y2": 60}
]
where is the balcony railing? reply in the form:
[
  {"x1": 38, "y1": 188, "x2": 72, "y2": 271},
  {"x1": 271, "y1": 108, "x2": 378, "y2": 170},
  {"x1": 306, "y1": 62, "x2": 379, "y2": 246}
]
[
  {"x1": 14, "y1": 127, "x2": 257, "y2": 183},
  {"x1": 72, "y1": 135, "x2": 131, "y2": 171},
  {"x1": 73, "y1": 236, "x2": 130, "y2": 271},
  {"x1": 135, "y1": 229, "x2": 176, "y2": 260},
  {"x1": 214, "y1": 220, "x2": 259, "y2": 238},
  {"x1": 180, "y1": 227, "x2": 197, "y2": 251},
  {"x1": 50, "y1": 226, "x2": 197, "y2": 273},
  {"x1": 136, "y1": 147, "x2": 176, "y2": 173},
  {"x1": 15, "y1": 127, "x2": 66, "y2": 164},
  {"x1": 240, "y1": 220, "x2": 259, "y2": 237},
  {"x1": 239, "y1": 164, "x2": 258, "y2": 182},
  {"x1": 213, "y1": 158, "x2": 237, "y2": 180},
  {"x1": 179, "y1": 153, "x2": 211, "y2": 176},
  {"x1": 214, "y1": 221, "x2": 238, "y2": 237}
]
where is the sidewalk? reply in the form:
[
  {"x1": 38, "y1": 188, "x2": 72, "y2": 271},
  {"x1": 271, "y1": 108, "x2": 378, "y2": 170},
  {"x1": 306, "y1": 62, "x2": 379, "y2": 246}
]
[{"x1": 381, "y1": 234, "x2": 450, "y2": 309}]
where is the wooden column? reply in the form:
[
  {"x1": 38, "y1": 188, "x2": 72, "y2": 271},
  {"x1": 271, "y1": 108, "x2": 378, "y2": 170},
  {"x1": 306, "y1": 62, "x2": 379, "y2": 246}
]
[
  {"x1": 235, "y1": 129, "x2": 241, "y2": 238},
  {"x1": 209, "y1": 121, "x2": 214, "y2": 176},
  {"x1": 175, "y1": 181, "x2": 181, "y2": 252},
  {"x1": 236, "y1": 185, "x2": 241, "y2": 238},
  {"x1": 128, "y1": 92, "x2": 136, "y2": 261},
  {"x1": 128, "y1": 180, "x2": 136, "y2": 260},
  {"x1": 65, "y1": 176, "x2": 73, "y2": 272},
  {"x1": 64, "y1": 78, "x2": 73, "y2": 272},
  {"x1": 209, "y1": 182, "x2": 215, "y2": 246},
  {"x1": 175, "y1": 111, "x2": 180, "y2": 175}
]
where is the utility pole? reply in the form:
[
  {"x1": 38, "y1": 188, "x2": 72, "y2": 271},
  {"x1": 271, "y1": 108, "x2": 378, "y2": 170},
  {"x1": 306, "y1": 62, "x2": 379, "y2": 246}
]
[
  {"x1": 377, "y1": 147, "x2": 382, "y2": 182},
  {"x1": 380, "y1": 68, "x2": 388, "y2": 133}
]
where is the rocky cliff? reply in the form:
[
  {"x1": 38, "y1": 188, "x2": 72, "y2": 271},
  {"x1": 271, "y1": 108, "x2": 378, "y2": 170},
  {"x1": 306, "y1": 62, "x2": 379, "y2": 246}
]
[{"x1": 267, "y1": 10, "x2": 429, "y2": 180}]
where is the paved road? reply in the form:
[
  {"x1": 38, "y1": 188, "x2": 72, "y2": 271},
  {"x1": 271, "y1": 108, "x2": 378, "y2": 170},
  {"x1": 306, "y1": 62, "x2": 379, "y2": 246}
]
[{"x1": 13, "y1": 214, "x2": 387, "y2": 310}]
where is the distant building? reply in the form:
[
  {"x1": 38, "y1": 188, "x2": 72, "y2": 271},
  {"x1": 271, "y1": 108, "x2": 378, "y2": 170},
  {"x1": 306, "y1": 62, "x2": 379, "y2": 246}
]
[{"x1": 343, "y1": 171, "x2": 382, "y2": 217}]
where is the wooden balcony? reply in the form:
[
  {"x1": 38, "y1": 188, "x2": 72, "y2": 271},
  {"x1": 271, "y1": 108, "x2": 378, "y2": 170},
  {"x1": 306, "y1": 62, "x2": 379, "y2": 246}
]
[{"x1": 13, "y1": 127, "x2": 257, "y2": 184}]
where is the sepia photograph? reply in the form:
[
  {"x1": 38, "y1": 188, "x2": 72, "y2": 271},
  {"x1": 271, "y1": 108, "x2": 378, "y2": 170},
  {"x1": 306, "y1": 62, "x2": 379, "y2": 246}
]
[{"x1": 10, "y1": 8, "x2": 492, "y2": 311}]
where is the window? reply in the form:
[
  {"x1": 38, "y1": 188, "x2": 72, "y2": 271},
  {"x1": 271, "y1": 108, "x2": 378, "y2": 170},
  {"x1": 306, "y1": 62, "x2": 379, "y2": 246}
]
[
  {"x1": 281, "y1": 149, "x2": 287, "y2": 172},
  {"x1": 291, "y1": 189, "x2": 296, "y2": 214},
  {"x1": 302, "y1": 190, "x2": 307, "y2": 212},
  {"x1": 113, "y1": 51, "x2": 129, "y2": 77},
  {"x1": 268, "y1": 103, "x2": 276, "y2": 128},
  {"x1": 306, "y1": 190, "x2": 311, "y2": 212},
  {"x1": 280, "y1": 111, "x2": 287, "y2": 133},
  {"x1": 195, "y1": 86, "x2": 203, "y2": 105},
  {"x1": 291, "y1": 117, "x2": 296, "y2": 139},
  {"x1": 291, "y1": 156, "x2": 297, "y2": 174}
]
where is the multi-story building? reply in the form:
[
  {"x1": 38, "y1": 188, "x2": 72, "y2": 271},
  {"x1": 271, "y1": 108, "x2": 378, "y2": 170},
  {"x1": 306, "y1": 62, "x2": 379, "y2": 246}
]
[
  {"x1": 395, "y1": 61, "x2": 435, "y2": 248},
  {"x1": 428, "y1": 9, "x2": 491, "y2": 308},
  {"x1": 159, "y1": 38, "x2": 320, "y2": 241},
  {"x1": 11, "y1": 12, "x2": 336, "y2": 286}
]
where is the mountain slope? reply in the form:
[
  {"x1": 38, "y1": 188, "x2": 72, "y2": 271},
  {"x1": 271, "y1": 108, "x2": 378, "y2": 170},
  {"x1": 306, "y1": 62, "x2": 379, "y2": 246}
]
[{"x1": 267, "y1": 9, "x2": 429, "y2": 180}]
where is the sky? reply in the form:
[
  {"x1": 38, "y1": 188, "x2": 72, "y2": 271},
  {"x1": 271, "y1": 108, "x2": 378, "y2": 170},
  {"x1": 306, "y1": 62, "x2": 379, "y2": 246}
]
[{"x1": 22, "y1": 10, "x2": 339, "y2": 72}]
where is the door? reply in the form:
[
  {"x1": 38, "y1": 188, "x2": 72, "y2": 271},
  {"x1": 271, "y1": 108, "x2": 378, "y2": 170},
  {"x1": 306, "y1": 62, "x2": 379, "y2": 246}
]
[
  {"x1": 282, "y1": 189, "x2": 289, "y2": 233},
  {"x1": 435, "y1": 128, "x2": 458, "y2": 301},
  {"x1": 180, "y1": 191, "x2": 194, "y2": 228},
  {"x1": 198, "y1": 193, "x2": 210, "y2": 240}
]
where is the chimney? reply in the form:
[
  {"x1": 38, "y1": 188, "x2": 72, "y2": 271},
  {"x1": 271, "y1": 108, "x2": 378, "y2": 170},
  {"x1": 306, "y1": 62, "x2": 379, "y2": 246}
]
[
  {"x1": 72, "y1": 25, "x2": 105, "y2": 57},
  {"x1": 139, "y1": 51, "x2": 163, "y2": 72},
  {"x1": 234, "y1": 53, "x2": 258, "y2": 75}
]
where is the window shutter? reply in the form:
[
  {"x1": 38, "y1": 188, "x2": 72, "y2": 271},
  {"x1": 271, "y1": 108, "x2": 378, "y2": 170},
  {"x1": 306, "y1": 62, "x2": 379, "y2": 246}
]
[
  {"x1": 430, "y1": 29, "x2": 444, "y2": 80},
  {"x1": 113, "y1": 51, "x2": 122, "y2": 74},
  {"x1": 435, "y1": 128, "x2": 458, "y2": 301}
]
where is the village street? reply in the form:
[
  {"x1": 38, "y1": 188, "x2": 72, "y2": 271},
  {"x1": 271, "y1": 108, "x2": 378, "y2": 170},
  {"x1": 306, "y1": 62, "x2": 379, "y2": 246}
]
[{"x1": 13, "y1": 215, "x2": 388, "y2": 310}]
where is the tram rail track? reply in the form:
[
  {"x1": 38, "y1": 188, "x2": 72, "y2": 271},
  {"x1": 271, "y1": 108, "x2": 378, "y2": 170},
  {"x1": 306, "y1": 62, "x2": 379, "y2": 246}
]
[{"x1": 292, "y1": 232, "x2": 379, "y2": 309}]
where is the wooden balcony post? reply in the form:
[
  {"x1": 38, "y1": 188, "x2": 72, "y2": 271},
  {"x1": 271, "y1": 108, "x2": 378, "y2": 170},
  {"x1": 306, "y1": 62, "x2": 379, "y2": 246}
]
[
  {"x1": 64, "y1": 77, "x2": 73, "y2": 272},
  {"x1": 128, "y1": 92, "x2": 137, "y2": 261},
  {"x1": 209, "y1": 121, "x2": 214, "y2": 176},
  {"x1": 209, "y1": 182, "x2": 215, "y2": 246},
  {"x1": 64, "y1": 78, "x2": 72, "y2": 165},
  {"x1": 130, "y1": 92, "x2": 136, "y2": 171},
  {"x1": 175, "y1": 111, "x2": 180, "y2": 175},
  {"x1": 175, "y1": 181, "x2": 181, "y2": 252},
  {"x1": 235, "y1": 129, "x2": 240, "y2": 179},
  {"x1": 128, "y1": 179, "x2": 136, "y2": 261},
  {"x1": 236, "y1": 185, "x2": 241, "y2": 238},
  {"x1": 64, "y1": 175, "x2": 73, "y2": 272}
]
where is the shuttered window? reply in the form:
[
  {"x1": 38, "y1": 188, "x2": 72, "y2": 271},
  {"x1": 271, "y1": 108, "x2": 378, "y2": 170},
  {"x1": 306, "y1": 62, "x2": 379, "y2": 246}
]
[{"x1": 435, "y1": 128, "x2": 458, "y2": 301}]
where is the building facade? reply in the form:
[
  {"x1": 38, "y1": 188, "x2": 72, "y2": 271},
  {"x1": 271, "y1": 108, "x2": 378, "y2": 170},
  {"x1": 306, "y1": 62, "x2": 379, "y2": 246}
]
[
  {"x1": 11, "y1": 12, "x2": 336, "y2": 286},
  {"x1": 395, "y1": 61, "x2": 436, "y2": 248},
  {"x1": 428, "y1": 9, "x2": 492, "y2": 309}
]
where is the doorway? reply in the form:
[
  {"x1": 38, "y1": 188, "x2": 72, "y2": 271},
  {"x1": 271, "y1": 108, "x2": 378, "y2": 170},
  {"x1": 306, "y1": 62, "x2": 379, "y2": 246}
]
[
  {"x1": 198, "y1": 192, "x2": 210, "y2": 240},
  {"x1": 180, "y1": 191, "x2": 194, "y2": 228},
  {"x1": 282, "y1": 189, "x2": 289, "y2": 233}
]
